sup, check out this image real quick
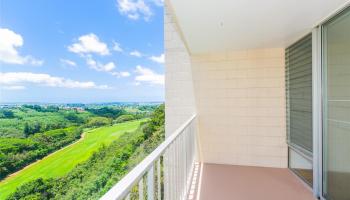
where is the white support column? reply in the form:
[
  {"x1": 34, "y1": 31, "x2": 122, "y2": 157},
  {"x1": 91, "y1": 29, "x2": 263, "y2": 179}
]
[{"x1": 312, "y1": 26, "x2": 323, "y2": 198}]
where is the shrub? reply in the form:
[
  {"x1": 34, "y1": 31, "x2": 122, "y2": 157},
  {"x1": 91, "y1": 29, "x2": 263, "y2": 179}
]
[
  {"x1": 86, "y1": 117, "x2": 112, "y2": 128},
  {"x1": 113, "y1": 115, "x2": 135, "y2": 124}
]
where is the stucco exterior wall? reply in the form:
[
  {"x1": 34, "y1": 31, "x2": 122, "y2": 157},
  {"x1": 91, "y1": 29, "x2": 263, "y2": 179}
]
[{"x1": 191, "y1": 49, "x2": 288, "y2": 168}]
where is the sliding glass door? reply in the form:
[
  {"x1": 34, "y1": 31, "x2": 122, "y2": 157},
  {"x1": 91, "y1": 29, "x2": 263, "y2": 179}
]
[{"x1": 322, "y1": 7, "x2": 350, "y2": 200}]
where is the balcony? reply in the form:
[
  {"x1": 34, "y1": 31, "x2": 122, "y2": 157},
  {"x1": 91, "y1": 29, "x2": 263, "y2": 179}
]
[
  {"x1": 196, "y1": 164, "x2": 315, "y2": 200},
  {"x1": 101, "y1": 115, "x2": 315, "y2": 200}
]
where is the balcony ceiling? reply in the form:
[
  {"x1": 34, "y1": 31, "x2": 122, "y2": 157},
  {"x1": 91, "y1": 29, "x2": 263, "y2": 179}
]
[{"x1": 168, "y1": 0, "x2": 349, "y2": 54}]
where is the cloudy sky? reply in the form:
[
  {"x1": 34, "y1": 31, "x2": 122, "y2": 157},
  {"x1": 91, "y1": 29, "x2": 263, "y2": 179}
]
[{"x1": 0, "y1": 0, "x2": 164, "y2": 103}]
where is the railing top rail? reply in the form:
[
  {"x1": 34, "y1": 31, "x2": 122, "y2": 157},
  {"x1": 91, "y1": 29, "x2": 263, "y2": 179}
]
[{"x1": 100, "y1": 114, "x2": 196, "y2": 200}]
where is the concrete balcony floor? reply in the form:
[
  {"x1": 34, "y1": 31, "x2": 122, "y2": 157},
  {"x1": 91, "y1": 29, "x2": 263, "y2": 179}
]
[{"x1": 191, "y1": 163, "x2": 316, "y2": 200}]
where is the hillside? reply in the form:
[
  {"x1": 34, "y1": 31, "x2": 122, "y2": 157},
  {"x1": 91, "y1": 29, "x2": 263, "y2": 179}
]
[{"x1": 3, "y1": 104, "x2": 164, "y2": 200}]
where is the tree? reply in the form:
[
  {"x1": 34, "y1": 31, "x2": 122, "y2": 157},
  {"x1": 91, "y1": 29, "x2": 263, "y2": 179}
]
[
  {"x1": 33, "y1": 122, "x2": 41, "y2": 134},
  {"x1": 6, "y1": 178, "x2": 54, "y2": 200},
  {"x1": 86, "y1": 107, "x2": 124, "y2": 118},
  {"x1": 6, "y1": 105, "x2": 165, "y2": 200},
  {"x1": 113, "y1": 115, "x2": 135, "y2": 123},
  {"x1": 143, "y1": 104, "x2": 164, "y2": 137},
  {"x1": 64, "y1": 112, "x2": 82, "y2": 123},
  {"x1": 0, "y1": 109, "x2": 14, "y2": 118},
  {"x1": 24, "y1": 122, "x2": 30, "y2": 137},
  {"x1": 86, "y1": 117, "x2": 112, "y2": 128}
]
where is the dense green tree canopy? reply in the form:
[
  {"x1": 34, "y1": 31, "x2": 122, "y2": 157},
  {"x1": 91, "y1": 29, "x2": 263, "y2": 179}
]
[{"x1": 6, "y1": 104, "x2": 165, "y2": 200}]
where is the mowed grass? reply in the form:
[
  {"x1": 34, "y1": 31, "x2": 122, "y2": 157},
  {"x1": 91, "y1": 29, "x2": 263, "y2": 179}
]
[{"x1": 0, "y1": 120, "x2": 144, "y2": 199}]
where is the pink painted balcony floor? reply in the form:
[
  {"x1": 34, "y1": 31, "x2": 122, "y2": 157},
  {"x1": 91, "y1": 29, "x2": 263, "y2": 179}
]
[{"x1": 190, "y1": 163, "x2": 316, "y2": 200}]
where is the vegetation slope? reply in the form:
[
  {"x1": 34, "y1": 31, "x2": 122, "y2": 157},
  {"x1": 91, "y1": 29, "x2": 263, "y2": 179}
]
[
  {"x1": 0, "y1": 120, "x2": 144, "y2": 199},
  {"x1": 2, "y1": 104, "x2": 164, "y2": 200},
  {"x1": 0, "y1": 105, "x2": 153, "y2": 179}
]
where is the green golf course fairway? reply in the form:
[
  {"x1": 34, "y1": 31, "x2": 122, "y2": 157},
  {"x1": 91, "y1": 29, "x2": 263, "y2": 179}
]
[{"x1": 0, "y1": 120, "x2": 144, "y2": 199}]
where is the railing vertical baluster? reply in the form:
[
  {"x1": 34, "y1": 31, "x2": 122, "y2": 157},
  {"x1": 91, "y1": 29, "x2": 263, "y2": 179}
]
[
  {"x1": 185, "y1": 126, "x2": 188, "y2": 191},
  {"x1": 183, "y1": 128, "x2": 186, "y2": 198},
  {"x1": 180, "y1": 134, "x2": 183, "y2": 198},
  {"x1": 190, "y1": 123, "x2": 194, "y2": 167},
  {"x1": 157, "y1": 159, "x2": 161, "y2": 200},
  {"x1": 100, "y1": 115, "x2": 196, "y2": 200},
  {"x1": 186, "y1": 126, "x2": 189, "y2": 180},
  {"x1": 192, "y1": 124, "x2": 194, "y2": 167},
  {"x1": 179, "y1": 133, "x2": 182, "y2": 198},
  {"x1": 139, "y1": 178, "x2": 144, "y2": 200},
  {"x1": 179, "y1": 136, "x2": 182, "y2": 199},
  {"x1": 147, "y1": 166, "x2": 154, "y2": 200},
  {"x1": 173, "y1": 142, "x2": 176, "y2": 200},
  {"x1": 174, "y1": 138, "x2": 176, "y2": 200},
  {"x1": 176, "y1": 138, "x2": 179, "y2": 200},
  {"x1": 164, "y1": 151, "x2": 168, "y2": 200},
  {"x1": 166, "y1": 150, "x2": 169, "y2": 200},
  {"x1": 164, "y1": 150, "x2": 168, "y2": 200},
  {"x1": 180, "y1": 128, "x2": 187, "y2": 196},
  {"x1": 169, "y1": 146, "x2": 172, "y2": 200},
  {"x1": 171, "y1": 145, "x2": 174, "y2": 200},
  {"x1": 189, "y1": 123, "x2": 192, "y2": 170},
  {"x1": 173, "y1": 144, "x2": 176, "y2": 200},
  {"x1": 175, "y1": 140, "x2": 178, "y2": 200},
  {"x1": 191, "y1": 124, "x2": 193, "y2": 178}
]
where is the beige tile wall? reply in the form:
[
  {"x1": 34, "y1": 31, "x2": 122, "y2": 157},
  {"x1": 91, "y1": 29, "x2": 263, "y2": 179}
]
[
  {"x1": 165, "y1": 1, "x2": 287, "y2": 168},
  {"x1": 164, "y1": 3, "x2": 196, "y2": 136},
  {"x1": 191, "y1": 49, "x2": 288, "y2": 168}
]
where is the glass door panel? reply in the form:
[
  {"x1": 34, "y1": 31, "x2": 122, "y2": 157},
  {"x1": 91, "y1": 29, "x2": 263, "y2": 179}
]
[{"x1": 322, "y1": 7, "x2": 350, "y2": 200}]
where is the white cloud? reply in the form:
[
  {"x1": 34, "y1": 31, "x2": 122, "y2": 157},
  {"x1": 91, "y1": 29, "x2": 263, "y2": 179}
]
[
  {"x1": 117, "y1": 0, "x2": 153, "y2": 20},
  {"x1": 68, "y1": 33, "x2": 110, "y2": 56},
  {"x1": 0, "y1": 28, "x2": 43, "y2": 65},
  {"x1": 149, "y1": 53, "x2": 164, "y2": 64},
  {"x1": 111, "y1": 71, "x2": 131, "y2": 77},
  {"x1": 85, "y1": 56, "x2": 116, "y2": 72},
  {"x1": 116, "y1": 0, "x2": 163, "y2": 20},
  {"x1": 130, "y1": 50, "x2": 142, "y2": 57},
  {"x1": 120, "y1": 71, "x2": 131, "y2": 77},
  {"x1": 103, "y1": 62, "x2": 116, "y2": 71},
  {"x1": 151, "y1": 0, "x2": 164, "y2": 6},
  {"x1": 60, "y1": 59, "x2": 77, "y2": 67},
  {"x1": 0, "y1": 72, "x2": 110, "y2": 89},
  {"x1": 112, "y1": 41, "x2": 123, "y2": 52},
  {"x1": 1, "y1": 85, "x2": 26, "y2": 90},
  {"x1": 134, "y1": 65, "x2": 164, "y2": 85},
  {"x1": 85, "y1": 56, "x2": 130, "y2": 78}
]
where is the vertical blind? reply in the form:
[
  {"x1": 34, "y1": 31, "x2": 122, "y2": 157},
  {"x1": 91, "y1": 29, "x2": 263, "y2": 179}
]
[{"x1": 285, "y1": 34, "x2": 313, "y2": 153}]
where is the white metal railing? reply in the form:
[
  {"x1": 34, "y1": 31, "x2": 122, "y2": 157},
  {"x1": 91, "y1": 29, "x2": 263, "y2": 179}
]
[{"x1": 101, "y1": 114, "x2": 197, "y2": 200}]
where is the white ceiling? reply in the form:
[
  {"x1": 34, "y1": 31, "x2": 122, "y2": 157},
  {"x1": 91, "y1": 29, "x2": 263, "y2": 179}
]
[{"x1": 169, "y1": 0, "x2": 349, "y2": 54}]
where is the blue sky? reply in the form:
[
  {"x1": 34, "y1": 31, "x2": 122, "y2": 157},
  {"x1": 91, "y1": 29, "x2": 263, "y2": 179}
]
[{"x1": 0, "y1": 0, "x2": 164, "y2": 103}]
